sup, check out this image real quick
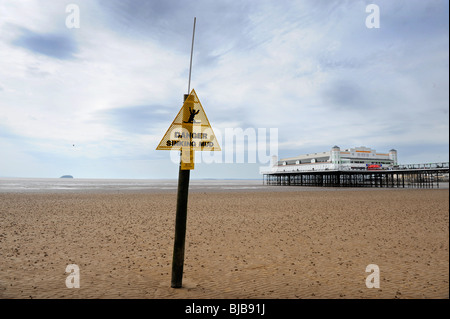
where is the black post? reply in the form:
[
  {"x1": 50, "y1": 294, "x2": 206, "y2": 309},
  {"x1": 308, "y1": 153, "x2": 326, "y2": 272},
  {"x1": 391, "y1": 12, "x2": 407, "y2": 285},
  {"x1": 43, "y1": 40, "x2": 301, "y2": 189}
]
[{"x1": 171, "y1": 94, "x2": 191, "y2": 288}]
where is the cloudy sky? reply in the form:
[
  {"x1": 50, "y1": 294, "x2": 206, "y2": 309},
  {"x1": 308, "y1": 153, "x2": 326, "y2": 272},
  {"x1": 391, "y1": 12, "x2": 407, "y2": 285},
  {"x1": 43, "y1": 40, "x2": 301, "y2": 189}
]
[{"x1": 0, "y1": 0, "x2": 448, "y2": 179}]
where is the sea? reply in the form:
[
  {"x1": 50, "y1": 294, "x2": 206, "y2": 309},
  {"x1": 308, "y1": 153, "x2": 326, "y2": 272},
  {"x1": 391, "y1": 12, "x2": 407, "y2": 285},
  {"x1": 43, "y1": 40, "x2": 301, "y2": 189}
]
[
  {"x1": 0, "y1": 178, "x2": 268, "y2": 193},
  {"x1": 1, "y1": 177, "x2": 447, "y2": 193}
]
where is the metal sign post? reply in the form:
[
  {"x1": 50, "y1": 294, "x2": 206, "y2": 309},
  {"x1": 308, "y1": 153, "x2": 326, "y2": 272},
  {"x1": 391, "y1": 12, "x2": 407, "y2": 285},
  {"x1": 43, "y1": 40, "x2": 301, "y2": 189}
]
[
  {"x1": 155, "y1": 18, "x2": 221, "y2": 289},
  {"x1": 172, "y1": 17, "x2": 195, "y2": 289},
  {"x1": 171, "y1": 94, "x2": 191, "y2": 288}
]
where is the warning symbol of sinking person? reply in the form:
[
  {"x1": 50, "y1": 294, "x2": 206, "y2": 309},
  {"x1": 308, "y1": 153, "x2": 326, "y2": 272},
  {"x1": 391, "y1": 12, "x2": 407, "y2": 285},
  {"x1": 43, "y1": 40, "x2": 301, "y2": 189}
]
[
  {"x1": 185, "y1": 107, "x2": 200, "y2": 124},
  {"x1": 156, "y1": 89, "x2": 221, "y2": 169}
]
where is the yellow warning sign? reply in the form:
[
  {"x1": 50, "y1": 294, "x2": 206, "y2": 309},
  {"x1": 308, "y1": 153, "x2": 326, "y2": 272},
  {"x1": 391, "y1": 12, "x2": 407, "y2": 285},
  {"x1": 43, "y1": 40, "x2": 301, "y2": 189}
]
[{"x1": 156, "y1": 89, "x2": 221, "y2": 152}]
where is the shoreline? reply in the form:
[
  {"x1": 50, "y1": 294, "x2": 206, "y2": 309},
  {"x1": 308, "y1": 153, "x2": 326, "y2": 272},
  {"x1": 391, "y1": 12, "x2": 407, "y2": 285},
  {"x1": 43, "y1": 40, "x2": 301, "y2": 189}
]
[{"x1": 0, "y1": 178, "x2": 448, "y2": 194}]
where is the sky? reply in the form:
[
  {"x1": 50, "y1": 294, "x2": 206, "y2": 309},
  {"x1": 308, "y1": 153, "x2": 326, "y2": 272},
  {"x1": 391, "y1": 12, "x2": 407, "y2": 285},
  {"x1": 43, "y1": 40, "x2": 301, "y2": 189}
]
[{"x1": 0, "y1": 0, "x2": 448, "y2": 179}]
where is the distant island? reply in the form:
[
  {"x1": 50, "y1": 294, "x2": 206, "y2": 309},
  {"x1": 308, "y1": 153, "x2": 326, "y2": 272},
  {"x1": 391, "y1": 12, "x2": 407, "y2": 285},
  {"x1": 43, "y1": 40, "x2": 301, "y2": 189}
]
[{"x1": 60, "y1": 175, "x2": 73, "y2": 179}]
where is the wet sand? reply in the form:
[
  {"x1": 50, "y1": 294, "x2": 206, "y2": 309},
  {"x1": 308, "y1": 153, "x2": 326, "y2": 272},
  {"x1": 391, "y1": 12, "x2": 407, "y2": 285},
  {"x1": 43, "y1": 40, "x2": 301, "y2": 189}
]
[{"x1": 0, "y1": 188, "x2": 448, "y2": 299}]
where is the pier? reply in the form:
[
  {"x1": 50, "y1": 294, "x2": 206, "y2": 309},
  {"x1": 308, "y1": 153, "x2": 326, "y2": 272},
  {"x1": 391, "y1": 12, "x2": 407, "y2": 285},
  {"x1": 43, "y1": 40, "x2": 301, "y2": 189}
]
[{"x1": 263, "y1": 162, "x2": 449, "y2": 188}]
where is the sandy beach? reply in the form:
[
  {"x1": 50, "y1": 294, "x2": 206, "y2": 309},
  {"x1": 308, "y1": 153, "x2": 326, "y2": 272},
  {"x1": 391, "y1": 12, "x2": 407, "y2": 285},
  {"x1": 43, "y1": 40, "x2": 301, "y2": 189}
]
[{"x1": 0, "y1": 187, "x2": 448, "y2": 299}]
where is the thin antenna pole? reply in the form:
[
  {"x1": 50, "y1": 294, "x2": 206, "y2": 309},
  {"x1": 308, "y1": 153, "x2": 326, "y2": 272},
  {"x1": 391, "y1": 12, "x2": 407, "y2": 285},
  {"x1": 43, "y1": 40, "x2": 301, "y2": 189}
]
[{"x1": 187, "y1": 17, "x2": 196, "y2": 94}]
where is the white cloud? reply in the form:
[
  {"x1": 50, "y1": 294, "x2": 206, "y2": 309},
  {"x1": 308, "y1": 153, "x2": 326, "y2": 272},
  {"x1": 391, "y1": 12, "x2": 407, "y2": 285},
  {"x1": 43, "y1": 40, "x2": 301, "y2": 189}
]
[{"x1": 0, "y1": 0, "x2": 448, "y2": 178}]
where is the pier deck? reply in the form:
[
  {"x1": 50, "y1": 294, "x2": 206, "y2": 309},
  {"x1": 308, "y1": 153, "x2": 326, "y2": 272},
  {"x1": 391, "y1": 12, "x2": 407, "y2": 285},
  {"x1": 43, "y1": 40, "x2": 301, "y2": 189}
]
[{"x1": 263, "y1": 163, "x2": 449, "y2": 188}]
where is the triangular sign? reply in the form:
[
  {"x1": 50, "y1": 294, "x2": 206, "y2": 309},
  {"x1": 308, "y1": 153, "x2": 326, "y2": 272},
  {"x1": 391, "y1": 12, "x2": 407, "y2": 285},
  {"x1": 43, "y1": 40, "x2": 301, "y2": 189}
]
[{"x1": 156, "y1": 89, "x2": 221, "y2": 152}]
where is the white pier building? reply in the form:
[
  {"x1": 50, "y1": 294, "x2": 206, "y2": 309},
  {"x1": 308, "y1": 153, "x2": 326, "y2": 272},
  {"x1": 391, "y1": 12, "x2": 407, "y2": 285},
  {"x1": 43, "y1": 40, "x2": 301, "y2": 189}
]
[{"x1": 260, "y1": 146, "x2": 398, "y2": 174}]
